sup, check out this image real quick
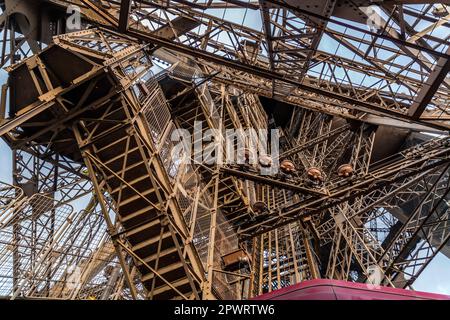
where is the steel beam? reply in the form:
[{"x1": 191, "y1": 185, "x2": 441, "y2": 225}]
[{"x1": 408, "y1": 46, "x2": 450, "y2": 119}]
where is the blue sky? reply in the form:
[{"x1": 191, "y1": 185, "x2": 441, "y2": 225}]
[{"x1": 414, "y1": 253, "x2": 450, "y2": 295}]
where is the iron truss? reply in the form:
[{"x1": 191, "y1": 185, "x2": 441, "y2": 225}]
[
  {"x1": 46, "y1": 0, "x2": 450, "y2": 131},
  {"x1": 0, "y1": 0, "x2": 448, "y2": 299}
]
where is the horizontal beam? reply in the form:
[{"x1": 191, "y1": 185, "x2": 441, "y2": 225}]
[
  {"x1": 220, "y1": 166, "x2": 326, "y2": 196},
  {"x1": 0, "y1": 101, "x2": 54, "y2": 138}
]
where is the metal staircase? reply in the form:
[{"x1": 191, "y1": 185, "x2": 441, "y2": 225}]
[{"x1": 0, "y1": 29, "x2": 206, "y2": 300}]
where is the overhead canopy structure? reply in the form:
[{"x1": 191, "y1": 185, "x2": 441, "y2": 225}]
[{"x1": 0, "y1": 0, "x2": 448, "y2": 300}]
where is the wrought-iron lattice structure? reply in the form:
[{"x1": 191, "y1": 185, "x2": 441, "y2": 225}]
[{"x1": 0, "y1": 0, "x2": 448, "y2": 299}]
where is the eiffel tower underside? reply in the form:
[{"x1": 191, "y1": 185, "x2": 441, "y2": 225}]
[{"x1": 0, "y1": 0, "x2": 449, "y2": 300}]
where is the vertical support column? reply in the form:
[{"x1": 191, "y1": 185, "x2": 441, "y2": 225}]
[
  {"x1": 288, "y1": 224, "x2": 300, "y2": 283},
  {"x1": 249, "y1": 237, "x2": 257, "y2": 297},
  {"x1": 202, "y1": 172, "x2": 220, "y2": 299},
  {"x1": 274, "y1": 229, "x2": 281, "y2": 290},
  {"x1": 267, "y1": 231, "x2": 272, "y2": 292},
  {"x1": 258, "y1": 234, "x2": 264, "y2": 295},
  {"x1": 12, "y1": 149, "x2": 20, "y2": 295},
  {"x1": 302, "y1": 230, "x2": 319, "y2": 279}
]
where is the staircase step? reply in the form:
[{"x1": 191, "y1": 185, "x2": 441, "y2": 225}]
[
  {"x1": 132, "y1": 230, "x2": 173, "y2": 252},
  {"x1": 148, "y1": 277, "x2": 191, "y2": 299},
  {"x1": 137, "y1": 247, "x2": 178, "y2": 266},
  {"x1": 110, "y1": 172, "x2": 150, "y2": 192},
  {"x1": 103, "y1": 146, "x2": 141, "y2": 166},
  {"x1": 106, "y1": 161, "x2": 146, "y2": 180},
  {"x1": 141, "y1": 261, "x2": 184, "y2": 282},
  {"x1": 120, "y1": 205, "x2": 159, "y2": 229}
]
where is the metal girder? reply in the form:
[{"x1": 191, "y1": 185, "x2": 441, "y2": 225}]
[
  {"x1": 220, "y1": 167, "x2": 326, "y2": 196},
  {"x1": 281, "y1": 124, "x2": 351, "y2": 159},
  {"x1": 408, "y1": 46, "x2": 450, "y2": 120},
  {"x1": 152, "y1": 16, "x2": 201, "y2": 40},
  {"x1": 259, "y1": 0, "x2": 275, "y2": 71},
  {"x1": 127, "y1": 27, "x2": 450, "y2": 131},
  {"x1": 118, "y1": 0, "x2": 132, "y2": 32},
  {"x1": 61, "y1": 0, "x2": 450, "y2": 131},
  {"x1": 0, "y1": 0, "x2": 450, "y2": 299}
]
